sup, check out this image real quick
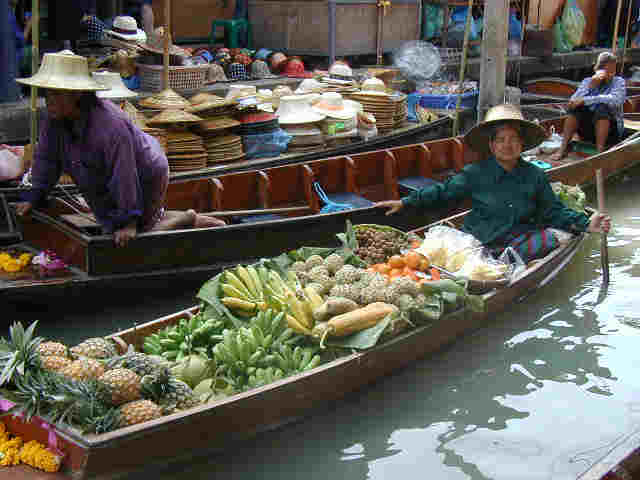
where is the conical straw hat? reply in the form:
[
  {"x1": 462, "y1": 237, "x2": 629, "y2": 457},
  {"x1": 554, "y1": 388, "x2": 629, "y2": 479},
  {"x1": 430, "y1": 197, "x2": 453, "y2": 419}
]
[
  {"x1": 92, "y1": 71, "x2": 138, "y2": 99},
  {"x1": 464, "y1": 103, "x2": 547, "y2": 156},
  {"x1": 16, "y1": 50, "x2": 109, "y2": 91},
  {"x1": 138, "y1": 88, "x2": 191, "y2": 110},
  {"x1": 148, "y1": 109, "x2": 204, "y2": 125}
]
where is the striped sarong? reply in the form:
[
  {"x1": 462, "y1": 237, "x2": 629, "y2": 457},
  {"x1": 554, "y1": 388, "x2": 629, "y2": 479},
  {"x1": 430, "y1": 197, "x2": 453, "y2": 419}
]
[{"x1": 488, "y1": 225, "x2": 559, "y2": 264}]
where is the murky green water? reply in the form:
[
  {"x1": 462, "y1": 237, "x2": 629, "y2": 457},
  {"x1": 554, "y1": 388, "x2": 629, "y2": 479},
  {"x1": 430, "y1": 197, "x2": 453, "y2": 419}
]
[{"x1": 7, "y1": 169, "x2": 640, "y2": 479}]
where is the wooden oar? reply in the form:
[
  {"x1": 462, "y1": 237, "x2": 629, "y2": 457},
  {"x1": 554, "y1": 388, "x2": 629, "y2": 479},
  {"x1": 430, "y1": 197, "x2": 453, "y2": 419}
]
[
  {"x1": 198, "y1": 206, "x2": 312, "y2": 217},
  {"x1": 596, "y1": 169, "x2": 610, "y2": 288}
]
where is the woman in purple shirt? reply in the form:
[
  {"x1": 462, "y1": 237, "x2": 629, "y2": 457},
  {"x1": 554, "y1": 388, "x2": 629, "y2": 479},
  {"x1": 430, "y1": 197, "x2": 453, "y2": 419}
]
[{"x1": 14, "y1": 51, "x2": 224, "y2": 247}]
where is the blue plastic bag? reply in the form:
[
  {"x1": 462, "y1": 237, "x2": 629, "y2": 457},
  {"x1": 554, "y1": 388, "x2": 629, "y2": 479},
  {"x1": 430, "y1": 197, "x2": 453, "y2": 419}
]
[
  {"x1": 242, "y1": 129, "x2": 292, "y2": 159},
  {"x1": 509, "y1": 12, "x2": 522, "y2": 39}
]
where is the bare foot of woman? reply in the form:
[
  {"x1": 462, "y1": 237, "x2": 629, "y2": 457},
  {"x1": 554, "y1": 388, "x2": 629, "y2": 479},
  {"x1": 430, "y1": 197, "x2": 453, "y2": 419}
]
[
  {"x1": 154, "y1": 209, "x2": 197, "y2": 231},
  {"x1": 194, "y1": 213, "x2": 226, "y2": 228}
]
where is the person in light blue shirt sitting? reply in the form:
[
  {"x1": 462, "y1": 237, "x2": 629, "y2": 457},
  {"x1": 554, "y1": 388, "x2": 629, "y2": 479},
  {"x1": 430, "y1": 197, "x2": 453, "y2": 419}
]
[{"x1": 550, "y1": 51, "x2": 626, "y2": 161}]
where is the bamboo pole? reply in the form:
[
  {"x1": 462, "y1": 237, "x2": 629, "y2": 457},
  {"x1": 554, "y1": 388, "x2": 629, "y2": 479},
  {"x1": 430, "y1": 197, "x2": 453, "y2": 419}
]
[
  {"x1": 452, "y1": 0, "x2": 474, "y2": 136},
  {"x1": 30, "y1": 0, "x2": 40, "y2": 149},
  {"x1": 621, "y1": 0, "x2": 634, "y2": 72},
  {"x1": 596, "y1": 169, "x2": 610, "y2": 287},
  {"x1": 612, "y1": 0, "x2": 624, "y2": 52},
  {"x1": 163, "y1": 0, "x2": 170, "y2": 90}
]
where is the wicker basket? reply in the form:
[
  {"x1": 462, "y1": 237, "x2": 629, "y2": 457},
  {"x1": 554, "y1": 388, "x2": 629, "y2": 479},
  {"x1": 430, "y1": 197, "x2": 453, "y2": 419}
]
[{"x1": 136, "y1": 63, "x2": 209, "y2": 94}]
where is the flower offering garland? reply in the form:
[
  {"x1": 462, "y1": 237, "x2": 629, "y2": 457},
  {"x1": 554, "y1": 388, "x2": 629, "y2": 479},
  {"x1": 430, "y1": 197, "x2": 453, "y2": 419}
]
[
  {"x1": 0, "y1": 252, "x2": 32, "y2": 273},
  {"x1": 0, "y1": 421, "x2": 62, "y2": 472}
]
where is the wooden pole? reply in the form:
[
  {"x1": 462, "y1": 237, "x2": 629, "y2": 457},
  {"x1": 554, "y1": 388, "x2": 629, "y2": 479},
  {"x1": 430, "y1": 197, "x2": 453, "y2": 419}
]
[
  {"x1": 453, "y1": 0, "x2": 474, "y2": 136},
  {"x1": 595, "y1": 168, "x2": 610, "y2": 287},
  {"x1": 30, "y1": 0, "x2": 40, "y2": 149},
  {"x1": 163, "y1": 0, "x2": 171, "y2": 91},
  {"x1": 199, "y1": 206, "x2": 312, "y2": 217},
  {"x1": 612, "y1": 0, "x2": 624, "y2": 52},
  {"x1": 621, "y1": 0, "x2": 634, "y2": 72},
  {"x1": 478, "y1": 0, "x2": 509, "y2": 123}
]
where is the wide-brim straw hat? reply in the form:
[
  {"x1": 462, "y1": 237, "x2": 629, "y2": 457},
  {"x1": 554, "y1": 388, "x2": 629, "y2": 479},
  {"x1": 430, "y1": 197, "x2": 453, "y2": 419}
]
[
  {"x1": 16, "y1": 50, "x2": 110, "y2": 91},
  {"x1": 186, "y1": 94, "x2": 236, "y2": 113},
  {"x1": 276, "y1": 95, "x2": 326, "y2": 125},
  {"x1": 139, "y1": 29, "x2": 188, "y2": 56},
  {"x1": 312, "y1": 92, "x2": 358, "y2": 120},
  {"x1": 148, "y1": 109, "x2": 204, "y2": 125},
  {"x1": 197, "y1": 116, "x2": 240, "y2": 132},
  {"x1": 138, "y1": 88, "x2": 191, "y2": 110},
  {"x1": 92, "y1": 71, "x2": 138, "y2": 99},
  {"x1": 105, "y1": 16, "x2": 147, "y2": 42},
  {"x1": 464, "y1": 103, "x2": 548, "y2": 156},
  {"x1": 359, "y1": 77, "x2": 390, "y2": 96}
]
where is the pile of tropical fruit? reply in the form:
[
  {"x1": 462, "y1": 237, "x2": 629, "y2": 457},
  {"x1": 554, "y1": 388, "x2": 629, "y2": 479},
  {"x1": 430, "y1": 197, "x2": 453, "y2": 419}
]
[{"x1": 0, "y1": 222, "x2": 483, "y2": 439}]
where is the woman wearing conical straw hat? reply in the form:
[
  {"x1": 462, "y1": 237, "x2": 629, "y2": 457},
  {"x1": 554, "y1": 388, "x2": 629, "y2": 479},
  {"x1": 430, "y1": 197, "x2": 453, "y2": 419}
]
[
  {"x1": 13, "y1": 50, "x2": 225, "y2": 247},
  {"x1": 376, "y1": 104, "x2": 611, "y2": 263}
]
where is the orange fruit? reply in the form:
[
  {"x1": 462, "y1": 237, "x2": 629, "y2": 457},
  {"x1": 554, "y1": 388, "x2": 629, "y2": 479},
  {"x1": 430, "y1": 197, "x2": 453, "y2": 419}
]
[
  {"x1": 405, "y1": 251, "x2": 422, "y2": 270},
  {"x1": 378, "y1": 263, "x2": 391, "y2": 274},
  {"x1": 388, "y1": 255, "x2": 405, "y2": 269},
  {"x1": 389, "y1": 268, "x2": 404, "y2": 278}
]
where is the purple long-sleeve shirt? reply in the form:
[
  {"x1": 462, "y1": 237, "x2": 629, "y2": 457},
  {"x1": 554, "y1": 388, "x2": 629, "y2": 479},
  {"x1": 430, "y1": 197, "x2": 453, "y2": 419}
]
[
  {"x1": 571, "y1": 75, "x2": 626, "y2": 136},
  {"x1": 28, "y1": 98, "x2": 168, "y2": 233}
]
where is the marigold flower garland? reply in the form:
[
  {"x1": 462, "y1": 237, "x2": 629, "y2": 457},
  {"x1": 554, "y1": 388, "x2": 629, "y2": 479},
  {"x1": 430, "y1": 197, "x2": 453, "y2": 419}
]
[
  {"x1": 0, "y1": 252, "x2": 32, "y2": 273},
  {"x1": 0, "y1": 421, "x2": 62, "y2": 472}
]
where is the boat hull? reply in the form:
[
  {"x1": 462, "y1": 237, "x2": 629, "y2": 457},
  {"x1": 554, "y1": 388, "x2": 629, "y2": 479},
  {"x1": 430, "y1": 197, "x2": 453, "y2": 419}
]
[{"x1": 1, "y1": 232, "x2": 585, "y2": 479}]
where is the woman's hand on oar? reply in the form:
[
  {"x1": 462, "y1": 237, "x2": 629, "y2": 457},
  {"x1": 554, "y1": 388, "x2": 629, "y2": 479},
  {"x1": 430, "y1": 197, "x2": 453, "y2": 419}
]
[
  {"x1": 587, "y1": 211, "x2": 611, "y2": 234},
  {"x1": 375, "y1": 200, "x2": 404, "y2": 216}
]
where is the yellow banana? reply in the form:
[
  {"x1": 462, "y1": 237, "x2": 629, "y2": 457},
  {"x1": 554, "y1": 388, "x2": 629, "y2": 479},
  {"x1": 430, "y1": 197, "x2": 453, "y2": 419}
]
[
  {"x1": 236, "y1": 265, "x2": 258, "y2": 298},
  {"x1": 220, "y1": 283, "x2": 251, "y2": 302},
  {"x1": 221, "y1": 296, "x2": 257, "y2": 312},
  {"x1": 304, "y1": 286, "x2": 324, "y2": 311},
  {"x1": 224, "y1": 271, "x2": 253, "y2": 299},
  {"x1": 285, "y1": 291, "x2": 313, "y2": 330},
  {"x1": 285, "y1": 313, "x2": 312, "y2": 335},
  {"x1": 246, "y1": 265, "x2": 264, "y2": 300}
]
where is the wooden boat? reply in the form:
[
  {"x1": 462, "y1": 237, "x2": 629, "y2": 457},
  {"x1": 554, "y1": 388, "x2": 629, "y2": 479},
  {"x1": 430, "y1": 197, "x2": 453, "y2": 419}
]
[
  {"x1": 3, "y1": 112, "x2": 640, "y2": 300},
  {"x1": 0, "y1": 115, "x2": 454, "y2": 200},
  {"x1": 1, "y1": 209, "x2": 588, "y2": 480}
]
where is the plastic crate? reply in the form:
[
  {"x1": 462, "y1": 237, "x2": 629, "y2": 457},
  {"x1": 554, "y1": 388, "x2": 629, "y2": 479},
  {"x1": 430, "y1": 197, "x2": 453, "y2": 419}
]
[
  {"x1": 414, "y1": 90, "x2": 478, "y2": 111},
  {"x1": 136, "y1": 63, "x2": 209, "y2": 94}
]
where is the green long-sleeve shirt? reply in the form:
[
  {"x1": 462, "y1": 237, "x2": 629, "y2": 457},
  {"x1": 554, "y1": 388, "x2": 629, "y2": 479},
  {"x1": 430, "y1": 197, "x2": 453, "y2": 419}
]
[{"x1": 402, "y1": 156, "x2": 590, "y2": 245}]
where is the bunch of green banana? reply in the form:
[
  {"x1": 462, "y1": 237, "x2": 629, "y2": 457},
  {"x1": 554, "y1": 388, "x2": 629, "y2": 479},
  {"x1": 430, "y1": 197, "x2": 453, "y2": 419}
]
[
  {"x1": 250, "y1": 309, "x2": 304, "y2": 350},
  {"x1": 219, "y1": 265, "x2": 267, "y2": 316},
  {"x1": 143, "y1": 311, "x2": 225, "y2": 362},
  {"x1": 212, "y1": 328, "x2": 276, "y2": 381},
  {"x1": 247, "y1": 367, "x2": 286, "y2": 389},
  {"x1": 273, "y1": 344, "x2": 321, "y2": 375}
]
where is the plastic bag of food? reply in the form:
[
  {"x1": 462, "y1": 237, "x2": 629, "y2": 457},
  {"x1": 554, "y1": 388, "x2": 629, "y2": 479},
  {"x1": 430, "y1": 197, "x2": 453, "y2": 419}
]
[
  {"x1": 0, "y1": 147, "x2": 24, "y2": 181},
  {"x1": 553, "y1": 20, "x2": 573, "y2": 53},
  {"x1": 415, "y1": 225, "x2": 481, "y2": 270},
  {"x1": 561, "y1": 0, "x2": 586, "y2": 46}
]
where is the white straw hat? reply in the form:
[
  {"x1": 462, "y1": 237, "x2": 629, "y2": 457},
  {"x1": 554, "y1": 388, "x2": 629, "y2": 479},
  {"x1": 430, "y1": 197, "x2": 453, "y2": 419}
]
[
  {"x1": 16, "y1": 50, "x2": 110, "y2": 91},
  {"x1": 271, "y1": 85, "x2": 293, "y2": 109},
  {"x1": 359, "y1": 77, "x2": 390, "y2": 96},
  {"x1": 312, "y1": 92, "x2": 358, "y2": 120},
  {"x1": 105, "y1": 16, "x2": 147, "y2": 42},
  {"x1": 225, "y1": 84, "x2": 257, "y2": 101},
  {"x1": 92, "y1": 71, "x2": 138, "y2": 99},
  {"x1": 295, "y1": 78, "x2": 324, "y2": 94},
  {"x1": 328, "y1": 61, "x2": 353, "y2": 79},
  {"x1": 276, "y1": 95, "x2": 326, "y2": 125}
]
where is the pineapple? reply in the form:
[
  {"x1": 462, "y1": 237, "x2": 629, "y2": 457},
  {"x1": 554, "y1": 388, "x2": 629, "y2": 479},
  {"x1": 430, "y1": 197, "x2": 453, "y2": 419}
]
[
  {"x1": 40, "y1": 355, "x2": 72, "y2": 372},
  {"x1": 70, "y1": 337, "x2": 117, "y2": 360},
  {"x1": 0, "y1": 320, "x2": 43, "y2": 386},
  {"x1": 60, "y1": 358, "x2": 105, "y2": 381},
  {"x1": 37, "y1": 341, "x2": 68, "y2": 357},
  {"x1": 98, "y1": 368, "x2": 141, "y2": 405},
  {"x1": 118, "y1": 399, "x2": 162, "y2": 427},
  {"x1": 106, "y1": 351, "x2": 168, "y2": 377},
  {"x1": 160, "y1": 378, "x2": 200, "y2": 414}
]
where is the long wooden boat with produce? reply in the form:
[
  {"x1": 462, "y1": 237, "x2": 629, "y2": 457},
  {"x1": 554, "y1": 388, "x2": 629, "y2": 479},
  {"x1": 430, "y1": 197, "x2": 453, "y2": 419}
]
[
  {"x1": 0, "y1": 114, "x2": 454, "y2": 200},
  {"x1": 3, "y1": 116, "x2": 640, "y2": 300},
  {"x1": 0, "y1": 210, "x2": 588, "y2": 480}
]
